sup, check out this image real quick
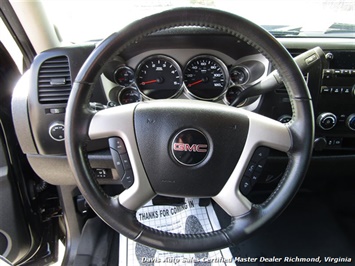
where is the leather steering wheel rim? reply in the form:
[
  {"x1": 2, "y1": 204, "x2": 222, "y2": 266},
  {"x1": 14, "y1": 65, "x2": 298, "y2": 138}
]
[{"x1": 65, "y1": 7, "x2": 314, "y2": 252}]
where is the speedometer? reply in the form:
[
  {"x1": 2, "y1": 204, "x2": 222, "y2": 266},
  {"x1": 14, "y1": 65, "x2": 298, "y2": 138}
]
[
  {"x1": 136, "y1": 55, "x2": 183, "y2": 99},
  {"x1": 183, "y1": 55, "x2": 229, "y2": 100}
]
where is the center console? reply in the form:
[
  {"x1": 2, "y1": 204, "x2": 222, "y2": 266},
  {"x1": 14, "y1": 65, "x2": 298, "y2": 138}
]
[{"x1": 314, "y1": 51, "x2": 355, "y2": 151}]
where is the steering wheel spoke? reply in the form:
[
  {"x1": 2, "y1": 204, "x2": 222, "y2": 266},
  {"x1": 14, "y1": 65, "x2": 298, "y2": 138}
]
[
  {"x1": 245, "y1": 110, "x2": 292, "y2": 153},
  {"x1": 214, "y1": 111, "x2": 292, "y2": 217},
  {"x1": 89, "y1": 104, "x2": 155, "y2": 210}
]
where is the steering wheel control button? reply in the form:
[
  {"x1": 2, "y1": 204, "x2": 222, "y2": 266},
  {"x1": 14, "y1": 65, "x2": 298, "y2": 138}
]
[
  {"x1": 171, "y1": 129, "x2": 209, "y2": 166},
  {"x1": 108, "y1": 138, "x2": 134, "y2": 188},
  {"x1": 240, "y1": 147, "x2": 270, "y2": 196},
  {"x1": 121, "y1": 153, "x2": 132, "y2": 170},
  {"x1": 109, "y1": 149, "x2": 125, "y2": 177},
  {"x1": 251, "y1": 172, "x2": 261, "y2": 185},
  {"x1": 49, "y1": 122, "x2": 65, "y2": 141},
  {"x1": 109, "y1": 137, "x2": 127, "y2": 154},
  {"x1": 245, "y1": 162, "x2": 257, "y2": 177},
  {"x1": 122, "y1": 169, "x2": 134, "y2": 189},
  {"x1": 253, "y1": 147, "x2": 270, "y2": 161},
  {"x1": 317, "y1": 112, "x2": 337, "y2": 130},
  {"x1": 240, "y1": 176, "x2": 252, "y2": 195},
  {"x1": 255, "y1": 159, "x2": 267, "y2": 172}
]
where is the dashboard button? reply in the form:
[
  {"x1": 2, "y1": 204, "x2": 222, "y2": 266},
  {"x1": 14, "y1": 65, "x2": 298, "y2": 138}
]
[
  {"x1": 333, "y1": 87, "x2": 341, "y2": 94},
  {"x1": 320, "y1": 86, "x2": 331, "y2": 94},
  {"x1": 343, "y1": 87, "x2": 351, "y2": 94},
  {"x1": 317, "y1": 113, "x2": 337, "y2": 130},
  {"x1": 322, "y1": 69, "x2": 333, "y2": 79},
  {"x1": 346, "y1": 114, "x2": 355, "y2": 131},
  {"x1": 49, "y1": 122, "x2": 65, "y2": 141},
  {"x1": 314, "y1": 137, "x2": 327, "y2": 151},
  {"x1": 334, "y1": 138, "x2": 342, "y2": 146}
]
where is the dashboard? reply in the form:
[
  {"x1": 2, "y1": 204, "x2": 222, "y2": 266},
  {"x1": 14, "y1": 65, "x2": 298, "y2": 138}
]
[
  {"x1": 102, "y1": 50, "x2": 267, "y2": 107},
  {"x1": 11, "y1": 29, "x2": 355, "y2": 186}
]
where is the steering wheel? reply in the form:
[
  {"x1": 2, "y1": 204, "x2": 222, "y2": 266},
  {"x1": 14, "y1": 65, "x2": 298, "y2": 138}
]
[{"x1": 65, "y1": 7, "x2": 314, "y2": 252}]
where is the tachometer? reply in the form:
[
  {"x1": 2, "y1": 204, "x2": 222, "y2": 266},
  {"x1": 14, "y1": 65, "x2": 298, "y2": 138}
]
[
  {"x1": 183, "y1": 55, "x2": 229, "y2": 100},
  {"x1": 136, "y1": 55, "x2": 183, "y2": 99}
]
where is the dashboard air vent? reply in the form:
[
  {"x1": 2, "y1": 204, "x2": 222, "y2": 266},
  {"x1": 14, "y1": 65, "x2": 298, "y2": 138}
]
[{"x1": 38, "y1": 56, "x2": 72, "y2": 104}]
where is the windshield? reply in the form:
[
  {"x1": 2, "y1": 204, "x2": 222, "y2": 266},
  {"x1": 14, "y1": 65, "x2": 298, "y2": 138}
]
[{"x1": 42, "y1": 0, "x2": 355, "y2": 43}]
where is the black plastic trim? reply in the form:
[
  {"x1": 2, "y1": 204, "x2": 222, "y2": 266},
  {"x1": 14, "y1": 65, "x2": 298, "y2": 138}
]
[{"x1": 0, "y1": 0, "x2": 36, "y2": 69}]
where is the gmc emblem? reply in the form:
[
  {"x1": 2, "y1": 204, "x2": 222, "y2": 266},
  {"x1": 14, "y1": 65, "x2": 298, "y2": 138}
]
[
  {"x1": 171, "y1": 129, "x2": 209, "y2": 166},
  {"x1": 173, "y1": 143, "x2": 208, "y2": 153}
]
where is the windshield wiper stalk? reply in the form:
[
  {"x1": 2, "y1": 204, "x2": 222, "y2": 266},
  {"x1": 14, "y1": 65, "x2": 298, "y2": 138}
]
[{"x1": 230, "y1": 47, "x2": 325, "y2": 107}]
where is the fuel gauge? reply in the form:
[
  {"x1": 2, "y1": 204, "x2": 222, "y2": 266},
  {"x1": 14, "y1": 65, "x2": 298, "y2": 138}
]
[
  {"x1": 118, "y1": 87, "x2": 141, "y2": 105},
  {"x1": 114, "y1": 66, "x2": 135, "y2": 86}
]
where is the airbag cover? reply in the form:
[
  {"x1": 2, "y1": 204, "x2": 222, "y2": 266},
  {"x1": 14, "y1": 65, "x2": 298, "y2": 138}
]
[{"x1": 134, "y1": 100, "x2": 249, "y2": 197}]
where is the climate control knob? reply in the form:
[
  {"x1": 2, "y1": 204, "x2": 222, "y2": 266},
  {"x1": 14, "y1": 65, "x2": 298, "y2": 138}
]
[
  {"x1": 346, "y1": 114, "x2": 355, "y2": 131},
  {"x1": 317, "y1": 113, "x2": 337, "y2": 130}
]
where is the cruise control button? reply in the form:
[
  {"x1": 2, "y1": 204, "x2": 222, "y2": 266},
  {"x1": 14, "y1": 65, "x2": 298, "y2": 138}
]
[
  {"x1": 121, "y1": 153, "x2": 132, "y2": 170},
  {"x1": 109, "y1": 148, "x2": 125, "y2": 177}
]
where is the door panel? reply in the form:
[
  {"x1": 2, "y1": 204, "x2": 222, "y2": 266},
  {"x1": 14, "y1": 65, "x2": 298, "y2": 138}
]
[{"x1": 0, "y1": 133, "x2": 32, "y2": 264}]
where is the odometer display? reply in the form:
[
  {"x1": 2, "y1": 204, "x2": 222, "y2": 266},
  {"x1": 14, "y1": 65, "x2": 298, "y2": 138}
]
[
  {"x1": 136, "y1": 55, "x2": 183, "y2": 99},
  {"x1": 184, "y1": 55, "x2": 228, "y2": 100}
]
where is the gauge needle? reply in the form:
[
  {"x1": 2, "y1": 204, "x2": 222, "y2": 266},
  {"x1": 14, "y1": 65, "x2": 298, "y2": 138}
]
[
  {"x1": 187, "y1": 79, "x2": 203, "y2": 87},
  {"x1": 140, "y1": 79, "x2": 157, "y2": 85}
]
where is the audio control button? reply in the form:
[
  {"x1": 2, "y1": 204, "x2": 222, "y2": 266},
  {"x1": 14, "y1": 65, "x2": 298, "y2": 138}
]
[
  {"x1": 320, "y1": 86, "x2": 331, "y2": 94},
  {"x1": 343, "y1": 87, "x2": 351, "y2": 94},
  {"x1": 333, "y1": 88, "x2": 341, "y2": 94},
  {"x1": 317, "y1": 113, "x2": 337, "y2": 130}
]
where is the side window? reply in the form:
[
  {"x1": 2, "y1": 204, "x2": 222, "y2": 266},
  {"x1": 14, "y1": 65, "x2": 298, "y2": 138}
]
[{"x1": 0, "y1": 17, "x2": 24, "y2": 74}]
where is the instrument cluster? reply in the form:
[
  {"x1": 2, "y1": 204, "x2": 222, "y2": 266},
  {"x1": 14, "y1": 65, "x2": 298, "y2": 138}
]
[{"x1": 106, "y1": 54, "x2": 262, "y2": 106}]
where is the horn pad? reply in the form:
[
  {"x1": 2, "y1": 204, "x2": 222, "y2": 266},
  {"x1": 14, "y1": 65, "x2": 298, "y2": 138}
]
[{"x1": 134, "y1": 100, "x2": 249, "y2": 197}]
